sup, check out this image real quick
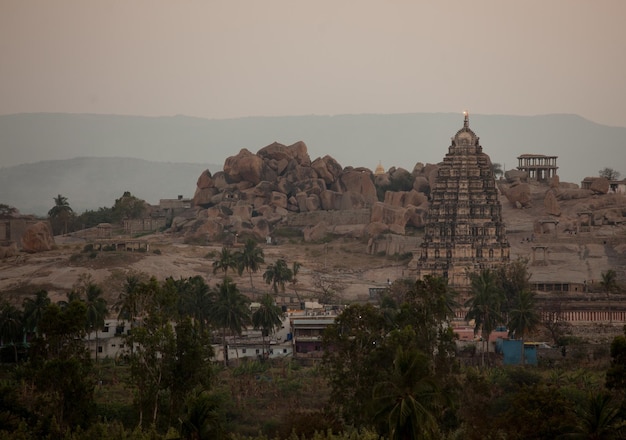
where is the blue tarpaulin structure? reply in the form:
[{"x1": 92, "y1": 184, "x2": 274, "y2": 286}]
[{"x1": 501, "y1": 339, "x2": 538, "y2": 366}]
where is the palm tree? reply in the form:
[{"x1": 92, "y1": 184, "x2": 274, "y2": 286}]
[
  {"x1": 22, "y1": 289, "x2": 51, "y2": 338},
  {"x1": 600, "y1": 269, "x2": 619, "y2": 323},
  {"x1": 174, "y1": 276, "x2": 213, "y2": 331},
  {"x1": 47, "y1": 194, "x2": 74, "y2": 235},
  {"x1": 115, "y1": 274, "x2": 142, "y2": 323},
  {"x1": 562, "y1": 393, "x2": 624, "y2": 439},
  {"x1": 508, "y1": 289, "x2": 540, "y2": 365},
  {"x1": 263, "y1": 259, "x2": 293, "y2": 294},
  {"x1": 508, "y1": 290, "x2": 539, "y2": 339},
  {"x1": 208, "y1": 277, "x2": 251, "y2": 366},
  {"x1": 0, "y1": 302, "x2": 24, "y2": 363},
  {"x1": 252, "y1": 293, "x2": 284, "y2": 359},
  {"x1": 180, "y1": 391, "x2": 226, "y2": 440},
  {"x1": 290, "y1": 261, "x2": 302, "y2": 303},
  {"x1": 84, "y1": 282, "x2": 108, "y2": 362},
  {"x1": 235, "y1": 239, "x2": 265, "y2": 289},
  {"x1": 372, "y1": 347, "x2": 444, "y2": 440},
  {"x1": 465, "y1": 269, "x2": 504, "y2": 366},
  {"x1": 212, "y1": 247, "x2": 238, "y2": 276},
  {"x1": 56, "y1": 290, "x2": 82, "y2": 309}
]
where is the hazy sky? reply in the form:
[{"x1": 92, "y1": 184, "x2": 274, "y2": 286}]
[{"x1": 2, "y1": 1, "x2": 625, "y2": 127}]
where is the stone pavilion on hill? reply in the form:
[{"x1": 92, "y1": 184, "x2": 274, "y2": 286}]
[{"x1": 416, "y1": 113, "x2": 510, "y2": 290}]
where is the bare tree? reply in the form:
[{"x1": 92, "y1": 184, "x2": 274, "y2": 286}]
[
  {"x1": 599, "y1": 167, "x2": 621, "y2": 181},
  {"x1": 541, "y1": 300, "x2": 571, "y2": 346}
]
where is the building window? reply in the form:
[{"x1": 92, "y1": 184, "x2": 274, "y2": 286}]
[
  {"x1": 97, "y1": 346, "x2": 103, "y2": 353},
  {"x1": 256, "y1": 349, "x2": 260, "y2": 354},
  {"x1": 242, "y1": 349, "x2": 247, "y2": 354},
  {"x1": 102, "y1": 326, "x2": 109, "y2": 333},
  {"x1": 283, "y1": 349, "x2": 287, "y2": 353}
]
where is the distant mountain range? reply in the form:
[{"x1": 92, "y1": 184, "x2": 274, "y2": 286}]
[
  {"x1": 0, "y1": 157, "x2": 215, "y2": 216},
  {"x1": 1, "y1": 112, "x2": 625, "y2": 215}
]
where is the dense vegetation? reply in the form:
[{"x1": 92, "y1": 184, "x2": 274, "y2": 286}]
[
  {"x1": 1, "y1": 248, "x2": 625, "y2": 438},
  {"x1": 47, "y1": 192, "x2": 148, "y2": 236}
]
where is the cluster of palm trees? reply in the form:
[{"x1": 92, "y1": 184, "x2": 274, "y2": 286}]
[
  {"x1": 111, "y1": 240, "x2": 300, "y2": 368},
  {"x1": 465, "y1": 265, "x2": 623, "y2": 366},
  {"x1": 208, "y1": 239, "x2": 302, "y2": 363},
  {"x1": 0, "y1": 280, "x2": 107, "y2": 363},
  {"x1": 465, "y1": 264, "x2": 540, "y2": 365},
  {"x1": 211, "y1": 239, "x2": 300, "y2": 294}
]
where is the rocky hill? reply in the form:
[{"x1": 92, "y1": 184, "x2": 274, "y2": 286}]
[
  {"x1": 173, "y1": 141, "x2": 433, "y2": 253},
  {"x1": 171, "y1": 140, "x2": 626, "y2": 269}
]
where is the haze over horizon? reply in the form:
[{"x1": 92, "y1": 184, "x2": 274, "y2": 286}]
[{"x1": 1, "y1": 0, "x2": 625, "y2": 131}]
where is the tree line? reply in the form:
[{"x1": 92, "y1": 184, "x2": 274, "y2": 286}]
[
  {"x1": 1, "y1": 251, "x2": 625, "y2": 438},
  {"x1": 47, "y1": 192, "x2": 147, "y2": 236}
]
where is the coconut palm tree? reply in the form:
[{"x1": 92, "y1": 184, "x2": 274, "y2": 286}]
[
  {"x1": 372, "y1": 347, "x2": 444, "y2": 440},
  {"x1": 252, "y1": 293, "x2": 284, "y2": 358},
  {"x1": 290, "y1": 261, "x2": 302, "y2": 301},
  {"x1": 47, "y1": 194, "x2": 74, "y2": 235},
  {"x1": 115, "y1": 274, "x2": 142, "y2": 323},
  {"x1": 175, "y1": 275, "x2": 213, "y2": 330},
  {"x1": 235, "y1": 239, "x2": 265, "y2": 289},
  {"x1": 212, "y1": 247, "x2": 238, "y2": 276},
  {"x1": 180, "y1": 390, "x2": 227, "y2": 440},
  {"x1": 84, "y1": 282, "x2": 108, "y2": 362},
  {"x1": 0, "y1": 302, "x2": 24, "y2": 363},
  {"x1": 600, "y1": 269, "x2": 619, "y2": 323},
  {"x1": 208, "y1": 277, "x2": 251, "y2": 366},
  {"x1": 465, "y1": 269, "x2": 504, "y2": 366},
  {"x1": 263, "y1": 259, "x2": 293, "y2": 294},
  {"x1": 562, "y1": 392, "x2": 624, "y2": 439},
  {"x1": 508, "y1": 289, "x2": 540, "y2": 365},
  {"x1": 22, "y1": 289, "x2": 51, "y2": 338}
]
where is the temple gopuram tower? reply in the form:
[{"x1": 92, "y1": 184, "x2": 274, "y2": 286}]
[{"x1": 416, "y1": 113, "x2": 510, "y2": 291}]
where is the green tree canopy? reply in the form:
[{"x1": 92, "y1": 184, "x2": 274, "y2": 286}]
[
  {"x1": 112, "y1": 191, "x2": 147, "y2": 220},
  {"x1": 0, "y1": 302, "x2": 24, "y2": 363},
  {"x1": 212, "y1": 247, "x2": 238, "y2": 276},
  {"x1": 48, "y1": 194, "x2": 75, "y2": 235},
  {"x1": 465, "y1": 269, "x2": 505, "y2": 365},
  {"x1": 208, "y1": 277, "x2": 251, "y2": 366},
  {"x1": 252, "y1": 293, "x2": 284, "y2": 358},
  {"x1": 234, "y1": 239, "x2": 265, "y2": 288},
  {"x1": 22, "y1": 289, "x2": 51, "y2": 337},
  {"x1": 263, "y1": 258, "x2": 293, "y2": 294},
  {"x1": 372, "y1": 347, "x2": 445, "y2": 440}
]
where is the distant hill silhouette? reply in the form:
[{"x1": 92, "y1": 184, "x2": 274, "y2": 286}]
[
  {"x1": 1, "y1": 112, "x2": 625, "y2": 214},
  {"x1": 0, "y1": 157, "x2": 216, "y2": 216}
]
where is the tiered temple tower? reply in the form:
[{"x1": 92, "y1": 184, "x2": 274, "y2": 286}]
[{"x1": 416, "y1": 113, "x2": 510, "y2": 290}]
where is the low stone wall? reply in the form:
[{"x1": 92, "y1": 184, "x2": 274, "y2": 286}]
[{"x1": 285, "y1": 209, "x2": 371, "y2": 227}]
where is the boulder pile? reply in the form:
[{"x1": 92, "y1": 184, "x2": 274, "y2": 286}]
[{"x1": 175, "y1": 141, "x2": 435, "y2": 243}]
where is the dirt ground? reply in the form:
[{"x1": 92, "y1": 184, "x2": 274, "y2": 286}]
[
  {"x1": 0, "y1": 232, "x2": 406, "y2": 307},
  {"x1": 2, "y1": 186, "x2": 625, "y2": 310}
]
